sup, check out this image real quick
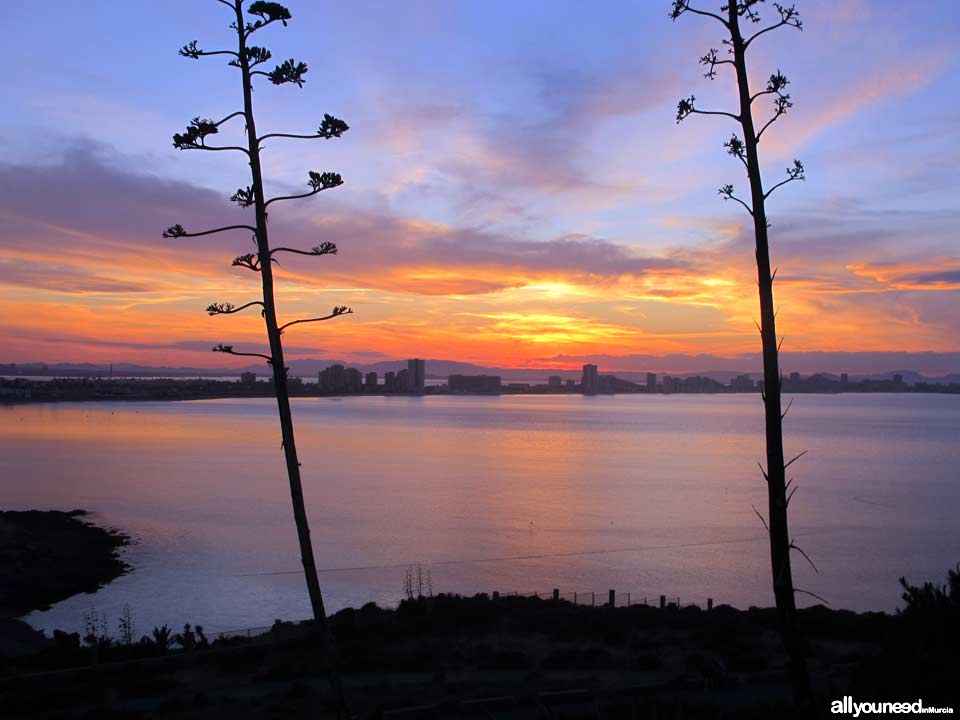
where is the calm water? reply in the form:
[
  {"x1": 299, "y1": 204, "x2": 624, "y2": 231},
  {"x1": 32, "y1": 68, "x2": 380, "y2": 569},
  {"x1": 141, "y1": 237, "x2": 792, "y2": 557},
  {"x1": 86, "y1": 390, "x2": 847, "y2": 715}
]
[{"x1": 2, "y1": 394, "x2": 958, "y2": 635}]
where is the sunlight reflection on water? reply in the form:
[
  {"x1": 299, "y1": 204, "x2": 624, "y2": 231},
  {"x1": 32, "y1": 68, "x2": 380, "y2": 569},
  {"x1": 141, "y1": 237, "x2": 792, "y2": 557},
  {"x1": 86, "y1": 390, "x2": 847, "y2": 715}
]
[{"x1": 2, "y1": 393, "x2": 957, "y2": 634}]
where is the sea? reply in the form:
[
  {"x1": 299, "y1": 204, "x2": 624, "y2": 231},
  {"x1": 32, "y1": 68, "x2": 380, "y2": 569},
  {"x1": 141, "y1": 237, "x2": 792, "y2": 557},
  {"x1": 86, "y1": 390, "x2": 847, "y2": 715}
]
[{"x1": 2, "y1": 393, "x2": 957, "y2": 636}]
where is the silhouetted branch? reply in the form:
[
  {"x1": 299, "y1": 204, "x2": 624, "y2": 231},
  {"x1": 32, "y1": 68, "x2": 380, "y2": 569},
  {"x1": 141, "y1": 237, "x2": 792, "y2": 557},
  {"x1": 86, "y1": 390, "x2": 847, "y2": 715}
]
[
  {"x1": 232, "y1": 253, "x2": 262, "y2": 272},
  {"x1": 278, "y1": 306, "x2": 352, "y2": 333},
  {"x1": 270, "y1": 241, "x2": 337, "y2": 258},
  {"x1": 750, "y1": 69, "x2": 789, "y2": 104},
  {"x1": 700, "y1": 47, "x2": 735, "y2": 79},
  {"x1": 694, "y1": 108, "x2": 741, "y2": 120},
  {"x1": 784, "y1": 449, "x2": 808, "y2": 470},
  {"x1": 676, "y1": 96, "x2": 739, "y2": 123},
  {"x1": 258, "y1": 114, "x2": 350, "y2": 144},
  {"x1": 718, "y1": 184, "x2": 753, "y2": 216},
  {"x1": 212, "y1": 344, "x2": 272, "y2": 362},
  {"x1": 245, "y1": 2, "x2": 291, "y2": 35},
  {"x1": 754, "y1": 72, "x2": 792, "y2": 143},
  {"x1": 179, "y1": 40, "x2": 239, "y2": 60},
  {"x1": 764, "y1": 160, "x2": 805, "y2": 199},
  {"x1": 228, "y1": 45, "x2": 273, "y2": 69},
  {"x1": 758, "y1": 460, "x2": 768, "y2": 481},
  {"x1": 786, "y1": 483, "x2": 799, "y2": 507},
  {"x1": 264, "y1": 171, "x2": 342, "y2": 207},
  {"x1": 792, "y1": 543, "x2": 819, "y2": 577},
  {"x1": 723, "y1": 133, "x2": 749, "y2": 170},
  {"x1": 213, "y1": 110, "x2": 246, "y2": 127},
  {"x1": 231, "y1": 186, "x2": 256, "y2": 207},
  {"x1": 744, "y1": 3, "x2": 803, "y2": 48},
  {"x1": 794, "y1": 588, "x2": 829, "y2": 604},
  {"x1": 172, "y1": 117, "x2": 250, "y2": 155},
  {"x1": 162, "y1": 223, "x2": 257, "y2": 239},
  {"x1": 206, "y1": 300, "x2": 264, "y2": 316},
  {"x1": 252, "y1": 58, "x2": 308, "y2": 86},
  {"x1": 781, "y1": 398, "x2": 793, "y2": 420},
  {"x1": 738, "y1": 0, "x2": 764, "y2": 24},
  {"x1": 752, "y1": 504, "x2": 770, "y2": 533},
  {"x1": 190, "y1": 144, "x2": 251, "y2": 155},
  {"x1": 669, "y1": 0, "x2": 729, "y2": 28},
  {"x1": 756, "y1": 94, "x2": 793, "y2": 142}
]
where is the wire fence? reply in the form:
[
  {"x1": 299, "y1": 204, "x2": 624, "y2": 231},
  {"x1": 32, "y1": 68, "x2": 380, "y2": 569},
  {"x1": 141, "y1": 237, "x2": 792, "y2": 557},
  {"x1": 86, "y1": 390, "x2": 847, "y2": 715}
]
[
  {"x1": 490, "y1": 589, "x2": 714, "y2": 610},
  {"x1": 204, "y1": 588, "x2": 718, "y2": 642}
]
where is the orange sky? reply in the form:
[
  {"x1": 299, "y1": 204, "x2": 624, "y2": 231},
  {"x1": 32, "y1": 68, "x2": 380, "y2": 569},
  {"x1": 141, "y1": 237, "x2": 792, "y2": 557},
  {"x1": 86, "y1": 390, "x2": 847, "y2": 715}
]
[{"x1": 1, "y1": 1, "x2": 958, "y2": 371}]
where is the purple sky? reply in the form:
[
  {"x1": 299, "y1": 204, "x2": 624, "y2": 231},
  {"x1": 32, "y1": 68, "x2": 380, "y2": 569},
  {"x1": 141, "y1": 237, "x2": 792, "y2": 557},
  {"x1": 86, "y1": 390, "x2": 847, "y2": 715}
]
[{"x1": 1, "y1": 1, "x2": 958, "y2": 370}]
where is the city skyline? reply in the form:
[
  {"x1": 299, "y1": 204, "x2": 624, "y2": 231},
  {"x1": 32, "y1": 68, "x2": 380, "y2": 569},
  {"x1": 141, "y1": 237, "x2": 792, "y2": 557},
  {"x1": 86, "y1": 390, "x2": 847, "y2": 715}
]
[{"x1": 1, "y1": 1, "x2": 958, "y2": 368}]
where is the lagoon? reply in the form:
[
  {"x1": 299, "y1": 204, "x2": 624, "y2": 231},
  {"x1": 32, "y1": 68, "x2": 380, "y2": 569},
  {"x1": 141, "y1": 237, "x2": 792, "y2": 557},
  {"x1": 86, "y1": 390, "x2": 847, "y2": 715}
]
[{"x1": 2, "y1": 393, "x2": 957, "y2": 635}]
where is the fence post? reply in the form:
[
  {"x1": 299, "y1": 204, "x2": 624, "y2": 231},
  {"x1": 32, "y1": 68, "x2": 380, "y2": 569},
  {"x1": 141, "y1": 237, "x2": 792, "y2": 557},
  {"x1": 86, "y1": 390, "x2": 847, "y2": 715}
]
[
  {"x1": 553, "y1": 588, "x2": 560, "y2": 602},
  {"x1": 627, "y1": 592, "x2": 631, "y2": 607},
  {"x1": 574, "y1": 591, "x2": 577, "y2": 604},
  {"x1": 591, "y1": 592, "x2": 595, "y2": 607},
  {"x1": 659, "y1": 594, "x2": 666, "y2": 609},
  {"x1": 707, "y1": 598, "x2": 713, "y2": 611},
  {"x1": 608, "y1": 589, "x2": 615, "y2": 607}
]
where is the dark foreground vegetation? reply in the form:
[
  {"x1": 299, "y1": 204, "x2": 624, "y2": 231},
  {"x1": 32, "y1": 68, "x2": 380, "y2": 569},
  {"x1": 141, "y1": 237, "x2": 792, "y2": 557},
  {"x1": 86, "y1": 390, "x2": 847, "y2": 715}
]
[{"x1": 2, "y1": 569, "x2": 957, "y2": 718}]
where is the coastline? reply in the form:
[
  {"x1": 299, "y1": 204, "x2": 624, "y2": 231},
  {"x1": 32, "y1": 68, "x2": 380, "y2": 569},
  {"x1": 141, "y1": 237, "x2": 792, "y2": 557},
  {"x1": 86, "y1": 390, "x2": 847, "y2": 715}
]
[
  {"x1": 0, "y1": 509, "x2": 130, "y2": 618},
  {"x1": 2, "y1": 375, "x2": 958, "y2": 405}
]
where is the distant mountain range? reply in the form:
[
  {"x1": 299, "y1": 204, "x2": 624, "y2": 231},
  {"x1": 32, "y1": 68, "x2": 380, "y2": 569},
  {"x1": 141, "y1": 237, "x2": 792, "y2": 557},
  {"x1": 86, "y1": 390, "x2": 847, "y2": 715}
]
[{"x1": 4, "y1": 359, "x2": 960, "y2": 386}]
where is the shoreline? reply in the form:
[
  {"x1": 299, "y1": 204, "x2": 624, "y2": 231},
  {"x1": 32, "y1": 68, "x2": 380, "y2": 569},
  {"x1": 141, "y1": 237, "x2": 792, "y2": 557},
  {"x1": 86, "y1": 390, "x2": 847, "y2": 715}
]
[
  {"x1": 0, "y1": 509, "x2": 130, "y2": 618},
  {"x1": 2, "y1": 375, "x2": 958, "y2": 405}
]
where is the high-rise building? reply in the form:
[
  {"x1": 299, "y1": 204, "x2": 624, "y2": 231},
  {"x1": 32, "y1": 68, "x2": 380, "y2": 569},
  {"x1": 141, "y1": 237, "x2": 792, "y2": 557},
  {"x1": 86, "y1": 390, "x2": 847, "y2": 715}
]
[
  {"x1": 365, "y1": 372, "x2": 378, "y2": 390},
  {"x1": 240, "y1": 371, "x2": 257, "y2": 386},
  {"x1": 407, "y1": 358, "x2": 425, "y2": 394},
  {"x1": 582, "y1": 364, "x2": 599, "y2": 395},
  {"x1": 384, "y1": 371, "x2": 397, "y2": 392},
  {"x1": 646, "y1": 372, "x2": 656, "y2": 392},
  {"x1": 345, "y1": 368, "x2": 363, "y2": 393},
  {"x1": 448, "y1": 375, "x2": 501, "y2": 394},
  {"x1": 319, "y1": 364, "x2": 346, "y2": 393},
  {"x1": 397, "y1": 368, "x2": 410, "y2": 392},
  {"x1": 548, "y1": 375, "x2": 562, "y2": 388}
]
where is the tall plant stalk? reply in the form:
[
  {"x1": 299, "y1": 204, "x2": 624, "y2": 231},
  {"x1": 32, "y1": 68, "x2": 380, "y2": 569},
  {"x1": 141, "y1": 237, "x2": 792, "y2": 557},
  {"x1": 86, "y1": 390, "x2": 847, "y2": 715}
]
[
  {"x1": 672, "y1": 0, "x2": 816, "y2": 712},
  {"x1": 164, "y1": 0, "x2": 352, "y2": 630}
]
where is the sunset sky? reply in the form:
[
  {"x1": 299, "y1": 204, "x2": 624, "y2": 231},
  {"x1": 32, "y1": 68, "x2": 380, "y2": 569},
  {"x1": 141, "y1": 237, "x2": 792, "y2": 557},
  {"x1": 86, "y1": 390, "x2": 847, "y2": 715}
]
[{"x1": 1, "y1": 1, "x2": 958, "y2": 372}]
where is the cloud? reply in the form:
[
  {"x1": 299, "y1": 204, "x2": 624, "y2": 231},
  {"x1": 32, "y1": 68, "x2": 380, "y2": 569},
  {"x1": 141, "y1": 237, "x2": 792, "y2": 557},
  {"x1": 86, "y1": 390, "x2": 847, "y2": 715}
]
[
  {"x1": 0, "y1": 145, "x2": 688, "y2": 298},
  {"x1": 0, "y1": 258, "x2": 152, "y2": 294},
  {"x1": 763, "y1": 53, "x2": 948, "y2": 159},
  {"x1": 847, "y1": 259, "x2": 960, "y2": 291},
  {"x1": 1, "y1": 143, "x2": 957, "y2": 367},
  {"x1": 368, "y1": 57, "x2": 682, "y2": 221},
  {"x1": 0, "y1": 328, "x2": 323, "y2": 357}
]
